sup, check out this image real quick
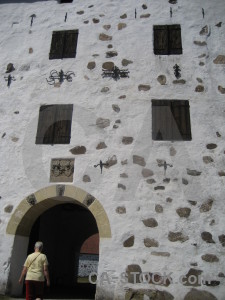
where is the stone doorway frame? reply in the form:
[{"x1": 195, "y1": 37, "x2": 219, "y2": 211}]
[{"x1": 6, "y1": 185, "x2": 111, "y2": 296}]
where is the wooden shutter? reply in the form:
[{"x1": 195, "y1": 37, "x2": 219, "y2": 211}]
[
  {"x1": 36, "y1": 105, "x2": 56, "y2": 144},
  {"x1": 171, "y1": 100, "x2": 191, "y2": 140},
  {"x1": 53, "y1": 104, "x2": 73, "y2": 144},
  {"x1": 168, "y1": 25, "x2": 182, "y2": 54},
  {"x1": 63, "y1": 30, "x2": 78, "y2": 58},
  {"x1": 36, "y1": 104, "x2": 73, "y2": 144},
  {"x1": 154, "y1": 25, "x2": 168, "y2": 55},
  {"x1": 49, "y1": 31, "x2": 65, "y2": 59},
  {"x1": 152, "y1": 100, "x2": 173, "y2": 140}
]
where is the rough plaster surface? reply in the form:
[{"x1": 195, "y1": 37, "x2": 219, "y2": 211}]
[{"x1": 0, "y1": 0, "x2": 225, "y2": 299}]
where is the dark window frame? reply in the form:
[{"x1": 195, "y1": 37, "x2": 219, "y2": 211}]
[
  {"x1": 152, "y1": 100, "x2": 192, "y2": 141},
  {"x1": 153, "y1": 24, "x2": 182, "y2": 55},
  {"x1": 49, "y1": 30, "x2": 78, "y2": 60},
  {"x1": 36, "y1": 104, "x2": 73, "y2": 145}
]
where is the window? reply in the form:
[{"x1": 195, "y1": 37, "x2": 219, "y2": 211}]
[
  {"x1": 153, "y1": 25, "x2": 182, "y2": 55},
  {"x1": 60, "y1": 0, "x2": 73, "y2": 2},
  {"x1": 49, "y1": 30, "x2": 78, "y2": 59},
  {"x1": 36, "y1": 104, "x2": 73, "y2": 144},
  {"x1": 152, "y1": 100, "x2": 191, "y2": 141}
]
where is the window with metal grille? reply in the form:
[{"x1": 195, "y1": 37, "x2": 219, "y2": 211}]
[
  {"x1": 152, "y1": 100, "x2": 191, "y2": 141},
  {"x1": 49, "y1": 30, "x2": 78, "y2": 59},
  {"x1": 36, "y1": 104, "x2": 73, "y2": 144},
  {"x1": 153, "y1": 25, "x2": 182, "y2": 55}
]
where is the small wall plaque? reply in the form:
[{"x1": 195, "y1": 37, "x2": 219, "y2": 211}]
[{"x1": 50, "y1": 158, "x2": 74, "y2": 182}]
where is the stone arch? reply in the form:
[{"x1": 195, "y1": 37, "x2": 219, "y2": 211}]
[{"x1": 6, "y1": 184, "x2": 111, "y2": 238}]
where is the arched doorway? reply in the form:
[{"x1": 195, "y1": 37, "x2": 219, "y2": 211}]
[{"x1": 6, "y1": 185, "x2": 111, "y2": 298}]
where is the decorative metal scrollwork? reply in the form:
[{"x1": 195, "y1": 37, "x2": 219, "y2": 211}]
[
  {"x1": 102, "y1": 66, "x2": 129, "y2": 81},
  {"x1": 4, "y1": 74, "x2": 16, "y2": 87},
  {"x1": 46, "y1": 69, "x2": 75, "y2": 85},
  {"x1": 173, "y1": 64, "x2": 181, "y2": 79},
  {"x1": 94, "y1": 160, "x2": 109, "y2": 174}
]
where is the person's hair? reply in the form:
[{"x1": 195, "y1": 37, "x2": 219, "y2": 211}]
[{"x1": 34, "y1": 241, "x2": 43, "y2": 251}]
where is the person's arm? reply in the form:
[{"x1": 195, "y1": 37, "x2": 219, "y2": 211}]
[
  {"x1": 44, "y1": 265, "x2": 50, "y2": 287},
  {"x1": 18, "y1": 266, "x2": 27, "y2": 284}
]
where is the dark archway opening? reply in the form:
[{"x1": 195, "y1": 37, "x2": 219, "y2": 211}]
[{"x1": 27, "y1": 203, "x2": 98, "y2": 299}]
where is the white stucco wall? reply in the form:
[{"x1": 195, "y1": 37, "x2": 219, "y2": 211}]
[{"x1": 0, "y1": 0, "x2": 225, "y2": 299}]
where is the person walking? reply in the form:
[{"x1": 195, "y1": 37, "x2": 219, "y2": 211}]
[{"x1": 19, "y1": 241, "x2": 50, "y2": 300}]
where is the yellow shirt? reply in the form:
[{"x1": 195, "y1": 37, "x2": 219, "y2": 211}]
[{"x1": 24, "y1": 252, "x2": 48, "y2": 281}]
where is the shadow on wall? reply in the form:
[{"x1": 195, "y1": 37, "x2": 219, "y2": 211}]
[{"x1": 0, "y1": 0, "x2": 56, "y2": 4}]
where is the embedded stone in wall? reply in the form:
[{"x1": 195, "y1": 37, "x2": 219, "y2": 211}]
[
  {"x1": 103, "y1": 24, "x2": 111, "y2": 30},
  {"x1": 122, "y1": 59, "x2": 133, "y2": 66},
  {"x1": 151, "y1": 252, "x2": 170, "y2": 257},
  {"x1": 96, "y1": 142, "x2": 107, "y2": 149},
  {"x1": 122, "y1": 136, "x2": 133, "y2": 145},
  {"x1": 96, "y1": 118, "x2": 110, "y2": 128},
  {"x1": 142, "y1": 4, "x2": 148, "y2": 9},
  {"x1": 194, "y1": 41, "x2": 207, "y2": 46},
  {"x1": 126, "y1": 265, "x2": 142, "y2": 283},
  {"x1": 218, "y1": 85, "x2": 225, "y2": 94},
  {"x1": 112, "y1": 104, "x2": 120, "y2": 112},
  {"x1": 163, "y1": 178, "x2": 170, "y2": 183},
  {"x1": 146, "y1": 178, "x2": 156, "y2": 184},
  {"x1": 133, "y1": 155, "x2": 146, "y2": 166},
  {"x1": 11, "y1": 137, "x2": 19, "y2": 142},
  {"x1": 6, "y1": 63, "x2": 15, "y2": 73},
  {"x1": 140, "y1": 13, "x2": 151, "y2": 18},
  {"x1": 203, "y1": 156, "x2": 214, "y2": 163},
  {"x1": 99, "y1": 33, "x2": 112, "y2": 41},
  {"x1": 50, "y1": 159, "x2": 74, "y2": 183},
  {"x1": 184, "y1": 288, "x2": 217, "y2": 300},
  {"x1": 102, "y1": 62, "x2": 114, "y2": 70},
  {"x1": 125, "y1": 289, "x2": 174, "y2": 300},
  {"x1": 157, "y1": 75, "x2": 167, "y2": 85},
  {"x1": 83, "y1": 175, "x2": 91, "y2": 182},
  {"x1": 198, "y1": 53, "x2": 206, "y2": 58},
  {"x1": 120, "y1": 173, "x2": 128, "y2": 178},
  {"x1": 200, "y1": 25, "x2": 208, "y2": 35},
  {"x1": 201, "y1": 254, "x2": 219, "y2": 263},
  {"x1": 108, "y1": 44, "x2": 113, "y2": 48},
  {"x1": 119, "y1": 95, "x2": 126, "y2": 99},
  {"x1": 84, "y1": 20, "x2": 89, "y2": 24},
  {"x1": 70, "y1": 146, "x2": 86, "y2": 155},
  {"x1": 121, "y1": 159, "x2": 128, "y2": 165},
  {"x1": 116, "y1": 206, "x2": 126, "y2": 214},
  {"x1": 29, "y1": 48, "x2": 33, "y2": 54},
  {"x1": 155, "y1": 204, "x2": 163, "y2": 213},
  {"x1": 187, "y1": 169, "x2": 201, "y2": 176},
  {"x1": 183, "y1": 269, "x2": 203, "y2": 287},
  {"x1": 142, "y1": 218, "x2": 158, "y2": 228},
  {"x1": 154, "y1": 186, "x2": 165, "y2": 190},
  {"x1": 105, "y1": 155, "x2": 117, "y2": 167},
  {"x1": 166, "y1": 197, "x2": 173, "y2": 203},
  {"x1": 168, "y1": 231, "x2": 189, "y2": 242},
  {"x1": 182, "y1": 178, "x2": 189, "y2": 185},
  {"x1": 215, "y1": 22, "x2": 222, "y2": 27},
  {"x1": 101, "y1": 86, "x2": 110, "y2": 93},
  {"x1": 123, "y1": 235, "x2": 134, "y2": 247},
  {"x1": 218, "y1": 171, "x2": 225, "y2": 176},
  {"x1": 83, "y1": 194, "x2": 95, "y2": 207},
  {"x1": 218, "y1": 234, "x2": 225, "y2": 247},
  {"x1": 201, "y1": 231, "x2": 215, "y2": 243},
  {"x1": 106, "y1": 50, "x2": 118, "y2": 58},
  {"x1": 142, "y1": 168, "x2": 154, "y2": 178},
  {"x1": 197, "y1": 78, "x2": 203, "y2": 83},
  {"x1": 176, "y1": 207, "x2": 191, "y2": 218},
  {"x1": 118, "y1": 183, "x2": 126, "y2": 190},
  {"x1": 173, "y1": 79, "x2": 186, "y2": 84},
  {"x1": 169, "y1": 146, "x2": 176, "y2": 156},
  {"x1": 206, "y1": 143, "x2": 217, "y2": 149},
  {"x1": 195, "y1": 85, "x2": 204, "y2": 92},
  {"x1": 213, "y1": 55, "x2": 225, "y2": 64},
  {"x1": 169, "y1": 0, "x2": 177, "y2": 3},
  {"x1": 138, "y1": 84, "x2": 150, "y2": 91},
  {"x1": 92, "y1": 18, "x2": 99, "y2": 23},
  {"x1": 87, "y1": 61, "x2": 96, "y2": 70},
  {"x1": 200, "y1": 199, "x2": 213, "y2": 212},
  {"x1": 4, "y1": 205, "x2": 13, "y2": 213},
  {"x1": 120, "y1": 14, "x2": 127, "y2": 19},
  {"x1": 118, "y1": 23, "x2": 127, "y2": 30},
  {"x1": 216, "y1": 131, "x2": 221, "y2": 137},
  {"x1": 218, "y1": 272, "x2": 225, "y2": 277},
  {"x1": 144, "y1": 238, "x2": 159, "y2": 247},
  {"x1": 77, "y1": 10, "x2": 84, "y2": 15}
]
